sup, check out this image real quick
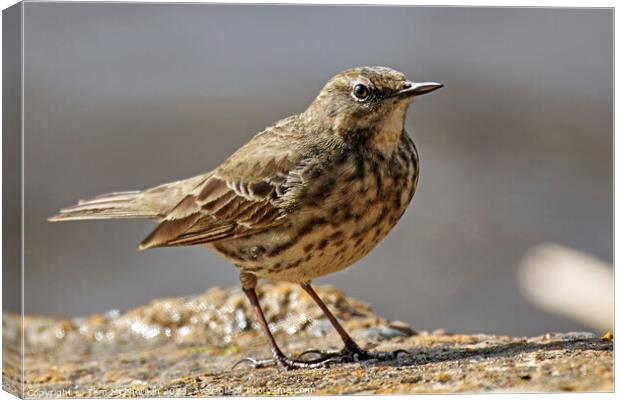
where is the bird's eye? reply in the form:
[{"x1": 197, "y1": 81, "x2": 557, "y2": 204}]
[{"x1": 353, "y1": 84, "x2": 369, "y2": 100}]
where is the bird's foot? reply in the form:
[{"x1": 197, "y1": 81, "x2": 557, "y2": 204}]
[
  {"x1": 232, "y1": 349, "x2": 351, "y2": 370},
  {"x1": 232, "y1": 343, "x2": 410, "y2": 370},
  {"x1": 297, "y1": 341, "x2": 411, "y2": 363}
]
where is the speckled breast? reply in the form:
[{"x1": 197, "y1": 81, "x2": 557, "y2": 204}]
[{"x1": 209, "y1": 132, "x2": 419, "y2": 283}]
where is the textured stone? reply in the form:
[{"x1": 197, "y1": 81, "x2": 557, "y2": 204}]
[{"x1": 2, "y1": 284, "x2": 613, "y2": 397}]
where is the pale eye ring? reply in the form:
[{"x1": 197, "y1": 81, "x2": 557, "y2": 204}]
[{"x1": 352, "y1": 84, "x2": 370, "y2": 100}]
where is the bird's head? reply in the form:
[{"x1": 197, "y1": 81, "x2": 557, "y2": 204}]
[{"x1": 305, "y1": 66, "x2": 442, "y2": 155}]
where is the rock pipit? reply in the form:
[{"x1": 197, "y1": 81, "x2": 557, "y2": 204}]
[{"x1": 50, "y1": 66, "x2": 442, "y2": 369}]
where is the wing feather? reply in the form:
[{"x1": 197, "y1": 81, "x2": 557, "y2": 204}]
[
  {"x1": 138, "y1": 118, "x2": 303, "y2": 250},
  {"x1": 138, "y1": 176, "x2": 286, "y2": 249}
]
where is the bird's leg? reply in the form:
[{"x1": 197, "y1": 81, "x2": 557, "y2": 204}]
[
  {"x1": 232, "y1": 284, "x2": 284, "y2": 369},
  {"x1": 299, "y1": 282, "x2": 411, "y2": 362},
  {"x1": 299, "y1": 282, "x2": 362, "y2": 354},
  {"x1": 233, "y1": 273, "x2": 356, "y2": 370}
]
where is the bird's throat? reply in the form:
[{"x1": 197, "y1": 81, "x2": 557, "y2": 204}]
[{"x1": 369, "y1": 102, "x2": 408, "y2": 157}]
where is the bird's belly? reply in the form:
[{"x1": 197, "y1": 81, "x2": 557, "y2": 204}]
[{"x1": 207, "y1": 155, "x2": 417, "y2": 283}]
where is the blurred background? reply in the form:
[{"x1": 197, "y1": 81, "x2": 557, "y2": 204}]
[{"x1": 15, "y1": 4, "x2": 612, "y2": 336}]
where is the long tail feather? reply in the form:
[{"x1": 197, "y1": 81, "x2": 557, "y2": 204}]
[{"x1": 48, "y1": 190, "x2": 160, "y2": 221}]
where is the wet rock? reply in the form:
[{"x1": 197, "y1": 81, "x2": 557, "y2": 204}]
[{"x1": 2, "y1": 284, "x2": 613, "y2": 396}]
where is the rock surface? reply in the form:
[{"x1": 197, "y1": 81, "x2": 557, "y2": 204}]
[{"x1": 3, "y1": 284, "x2": 613, "y2": 397}]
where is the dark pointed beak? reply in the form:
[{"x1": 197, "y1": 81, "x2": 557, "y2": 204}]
[{"x1": 392, "y1": 81, "x2": 443, "y2": 99}]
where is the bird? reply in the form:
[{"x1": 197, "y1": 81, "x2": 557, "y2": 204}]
[{"x1": 49, "y1": 66, "x2": 443, "y2": 369}]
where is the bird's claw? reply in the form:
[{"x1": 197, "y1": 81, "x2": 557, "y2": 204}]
[
  {"x1": 257, "y1": 344, "x2": 411, "y2": 369},
  {"x1": 231, "y1": 357, "x2": 276, "y2": 370},
  {"x1": 233, "y1": 342, "x2": 411, "y2": 370},
  {"x1": 391, "y1": 348, "x2": 412, "y2": 358},
  {"x1": 354, "y1": 349, "x2": 413, "y2": 361},
  {"x1": 296, "y1": 348, "x2": 337, "y2": 359},
  {"x1": 331, "y1": 341, "x2": 411, "y2": 362},
  {"x1": 232, "y1": 351, "x2": 357, "y2": 370}
]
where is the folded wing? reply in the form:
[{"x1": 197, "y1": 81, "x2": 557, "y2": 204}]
[{"x1": 139, "y1": 117, "x2": 302, "y2": 250}]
